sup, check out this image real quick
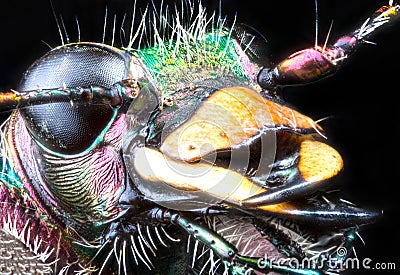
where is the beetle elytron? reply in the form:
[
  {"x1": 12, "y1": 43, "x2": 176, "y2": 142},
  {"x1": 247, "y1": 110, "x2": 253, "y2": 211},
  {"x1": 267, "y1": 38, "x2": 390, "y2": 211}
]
[{"x1": 0, "y1": 1, "x2": 398, "y2": 274}]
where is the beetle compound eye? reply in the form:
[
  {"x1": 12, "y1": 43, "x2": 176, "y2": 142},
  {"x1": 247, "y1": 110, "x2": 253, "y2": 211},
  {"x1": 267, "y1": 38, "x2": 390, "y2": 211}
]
[
  {"x1": 19, "y1": 43, "x2": 130, "y2": 91},
  {"x1": 18, "y1": 43, "x2": 131, "y2": 154}
]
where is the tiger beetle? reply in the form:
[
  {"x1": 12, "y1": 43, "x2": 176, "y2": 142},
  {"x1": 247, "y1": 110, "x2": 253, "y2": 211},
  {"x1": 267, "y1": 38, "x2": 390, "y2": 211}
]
[{"x1": 0, "y1": 1, "x2": 398, "y2": 274}]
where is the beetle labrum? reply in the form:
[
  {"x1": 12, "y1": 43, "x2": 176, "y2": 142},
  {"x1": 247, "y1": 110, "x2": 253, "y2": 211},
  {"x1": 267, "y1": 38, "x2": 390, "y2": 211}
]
[{"x1": 0, "y1": 1, "x2": 398, "y2": 274}]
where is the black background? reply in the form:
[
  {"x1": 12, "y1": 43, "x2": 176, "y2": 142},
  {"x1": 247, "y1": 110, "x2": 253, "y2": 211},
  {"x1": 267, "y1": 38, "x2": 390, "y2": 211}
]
[{"x1": 0, "y1": 1, "x2": 399, "y2": 274}]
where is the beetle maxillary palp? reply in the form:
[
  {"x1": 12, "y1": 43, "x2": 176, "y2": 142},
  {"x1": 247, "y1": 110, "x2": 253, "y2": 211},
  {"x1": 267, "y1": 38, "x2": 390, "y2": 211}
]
[
  {"x1": 257, "y1": 48, "x2": 337, "y2": 90},
  {"x1": 257, "y1": 3, "x2": 400, "y2": 91},
  {"x1": 146, "y1": 208, "x2": 328, "y2": 274},
  {"x1": 148, "y1": 208, "x2": 240, "y2": 263}
]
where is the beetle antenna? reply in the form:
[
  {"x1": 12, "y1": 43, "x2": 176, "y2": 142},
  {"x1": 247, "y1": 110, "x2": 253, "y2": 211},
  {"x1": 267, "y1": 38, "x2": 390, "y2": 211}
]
[{"x1": 49, "y1": 0, "x2": 64, "y2": 45}]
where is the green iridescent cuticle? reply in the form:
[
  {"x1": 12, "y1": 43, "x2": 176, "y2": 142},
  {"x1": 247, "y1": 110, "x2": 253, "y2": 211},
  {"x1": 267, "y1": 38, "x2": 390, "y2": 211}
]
[{"x1": 135, "y1": 32, "x2": 248, "y2": 94}]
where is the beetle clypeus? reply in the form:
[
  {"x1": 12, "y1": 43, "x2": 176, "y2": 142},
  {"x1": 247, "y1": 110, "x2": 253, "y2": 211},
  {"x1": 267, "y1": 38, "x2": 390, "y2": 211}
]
[{"x1": 0, "y1": 1, "x2": 398, "y2": 274}]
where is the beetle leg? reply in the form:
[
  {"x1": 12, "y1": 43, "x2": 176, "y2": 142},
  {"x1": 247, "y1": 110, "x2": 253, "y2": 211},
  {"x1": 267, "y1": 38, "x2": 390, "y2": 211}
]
[
  {"x1": 190, "y1": 205, "x2": 230, "y2": 216},
  {"x1": 258, "y1": 3, "x2": 400, "y2": 90},
  {"x1": 148, "y1": 208, "x2": 324, "y2": 275}
]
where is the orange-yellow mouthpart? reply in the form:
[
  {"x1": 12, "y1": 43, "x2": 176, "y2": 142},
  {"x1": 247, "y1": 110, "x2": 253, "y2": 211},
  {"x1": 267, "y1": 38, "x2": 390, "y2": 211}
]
[
  {"x1": 160, "y1": 86, "x2": 272, "y2": 162},
  {"x1": 298, "y1": 139, "x2": 343, "y2": 183},
  {"x1": 133, "y1": 147, "x2": 265, "y2": 202}
]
